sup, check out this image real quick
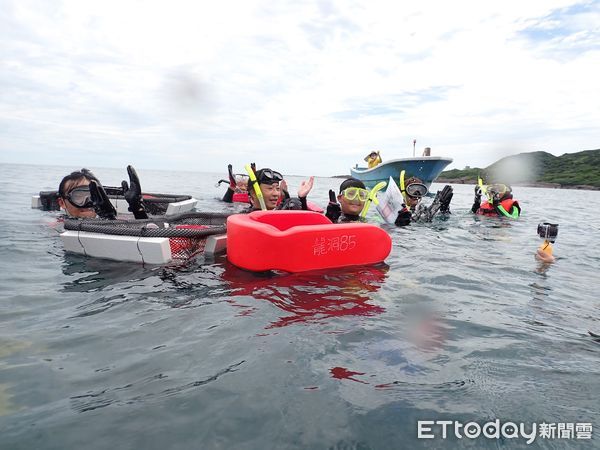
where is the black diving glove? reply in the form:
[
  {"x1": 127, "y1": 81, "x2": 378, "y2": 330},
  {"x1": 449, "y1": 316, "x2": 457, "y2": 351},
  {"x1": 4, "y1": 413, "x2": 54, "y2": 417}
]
[
  {"x1": 394, "y1": 207, "x2": 412, "y2": 226},
  {"x1": 89, "y1": 180, "x2": 117, "y2": 220},
  {"x1": 277, "y1": 197, "x2": 304, "y2": 210},
  {"x1": 439, "y1": 185, "x2": 453, "y2": 214},
  {"x1": 325, "y1": 189, "x2": 342, "y2": 223},
  {"x1": 471, "y1": 185, "x2": 482, "y2": 213},
  {"x1": 227, "y1": 164, "x2": 236, "y2": 189},
  {"x1": 121, "y1": 165, "x2": 148, "y2": 219},
  {"x1": 421, "y1": 186, "x2": 452, "y2": 221}
]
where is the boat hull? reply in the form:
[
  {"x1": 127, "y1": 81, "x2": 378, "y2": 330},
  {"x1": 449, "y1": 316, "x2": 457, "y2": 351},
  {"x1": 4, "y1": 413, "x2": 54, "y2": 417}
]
[{"x1": 350, "y1": 157, "x2": 453, "y2": 187}]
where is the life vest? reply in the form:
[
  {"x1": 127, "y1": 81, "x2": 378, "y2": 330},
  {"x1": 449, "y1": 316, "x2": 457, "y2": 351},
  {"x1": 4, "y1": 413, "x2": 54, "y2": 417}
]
[
  {"x1": 478, "y1": 198, "x2": 520, "y2": 217},
  {"x1": 232, "y1": 192, "x2": 250, "y2": 203}
]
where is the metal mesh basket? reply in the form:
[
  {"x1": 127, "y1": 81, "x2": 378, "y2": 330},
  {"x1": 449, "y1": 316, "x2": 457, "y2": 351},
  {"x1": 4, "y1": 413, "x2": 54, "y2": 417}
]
[{"x1": 64, "y1": 212, "x2": 229, "y2": 260}]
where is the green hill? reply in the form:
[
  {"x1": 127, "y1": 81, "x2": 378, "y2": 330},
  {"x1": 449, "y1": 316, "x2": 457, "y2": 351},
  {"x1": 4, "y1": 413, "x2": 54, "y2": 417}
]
[{"x1": 439, "y1": 149, "x2": 600, "y2": 188}]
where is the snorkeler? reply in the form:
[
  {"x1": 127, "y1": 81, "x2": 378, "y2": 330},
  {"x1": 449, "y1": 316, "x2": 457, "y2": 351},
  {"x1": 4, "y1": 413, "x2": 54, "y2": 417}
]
[
  {"x1": 57, "y1": 168, "x2": 101, "y2": 219},
  {"x1": 364, "y1": 150, "x2": 382, "y2": 169},
  {"x1": 220, "y1": 164, "x2": 249, "y2": 203},
  {"x1": 394, "y1": 174, "x2": 453, "y2": 226},
  {"x1": 471, "y1": 181, "x2": 521, "y2": 218},
  {"x1": 326, "y1": 178, "x2": 370, "y2": 223},
  {"x1": 247, "y1": 167, "x2": 314, "y2": 211},
  {"x1": 57, "y1": 166, "x2": 148, "y2": 220}
]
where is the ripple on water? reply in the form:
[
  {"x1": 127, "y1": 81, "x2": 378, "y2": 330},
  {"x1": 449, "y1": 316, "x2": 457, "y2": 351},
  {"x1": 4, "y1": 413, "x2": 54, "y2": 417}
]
[{"x1": 1, "y1": 167, "x2": 599, "y2": 449}]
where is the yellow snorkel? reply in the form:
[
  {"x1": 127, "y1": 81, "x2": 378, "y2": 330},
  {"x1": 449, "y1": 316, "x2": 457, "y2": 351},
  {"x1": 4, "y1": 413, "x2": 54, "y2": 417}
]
[
  {"x1": 360, "y1": 181, "x2": 387, "y2": 219},
  {"x1": 245, "y1": 164, "x2": 266, "y2": 210},
  {"x1": 478, "y1": 175, "x2": 487, "y2": 198},
  {"x1": 399, "y1": 170, "x2": 408, "y2": 204}
]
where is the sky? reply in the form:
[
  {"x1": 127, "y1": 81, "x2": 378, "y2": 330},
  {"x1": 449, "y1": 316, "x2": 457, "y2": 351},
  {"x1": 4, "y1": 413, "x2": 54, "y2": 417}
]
[{"x1": 1, "y1": 0, "x2": 599, "y2": 176}]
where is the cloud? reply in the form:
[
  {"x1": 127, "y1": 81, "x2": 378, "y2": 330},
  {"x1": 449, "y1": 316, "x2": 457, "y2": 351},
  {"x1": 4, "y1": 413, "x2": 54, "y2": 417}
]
[
  {"x1": 330, "y1": 86, "x2": 458, "y2": 120},
  {"x1": 517, "y1": 1, "x2": 600, "y2": 59},
  {"x1": 0, "y1": 0, "x2": 599, "y2": 175}
]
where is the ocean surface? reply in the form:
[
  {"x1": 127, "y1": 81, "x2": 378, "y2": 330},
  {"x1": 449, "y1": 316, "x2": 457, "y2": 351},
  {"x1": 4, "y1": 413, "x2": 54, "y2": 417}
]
[{"x1": 0, "y1": 163, "x2": 598, "y2": 449}]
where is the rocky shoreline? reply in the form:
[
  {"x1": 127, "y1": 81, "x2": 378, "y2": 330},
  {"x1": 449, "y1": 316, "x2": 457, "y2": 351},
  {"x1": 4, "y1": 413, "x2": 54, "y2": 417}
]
[
  {"x1": 334, "y1": 175, "x2": 599, "y2": 190},
  {"x1": 436, "y1": 178, "x2": 600, "y2": 191}
]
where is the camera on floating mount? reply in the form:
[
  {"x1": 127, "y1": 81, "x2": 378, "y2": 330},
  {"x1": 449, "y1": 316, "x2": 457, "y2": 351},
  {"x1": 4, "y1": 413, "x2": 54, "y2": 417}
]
[{"x1": 537, "y1": 222, "x2": 558, "y2": 243}]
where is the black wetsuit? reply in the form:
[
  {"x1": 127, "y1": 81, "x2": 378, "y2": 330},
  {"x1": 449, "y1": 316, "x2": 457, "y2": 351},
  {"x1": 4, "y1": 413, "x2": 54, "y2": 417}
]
[
  {"x1": 325, "y1": 204, "x2": 365, "y2": 223},
  {"x1": 395, "y1": 185, "x2": 453, "y2": 226},
  {"x1": 337, "y1": 214, "x2": 365, "y2": 223},
  {"x1": 222, "y1": 187, "x2": 235, "y2": 203}
]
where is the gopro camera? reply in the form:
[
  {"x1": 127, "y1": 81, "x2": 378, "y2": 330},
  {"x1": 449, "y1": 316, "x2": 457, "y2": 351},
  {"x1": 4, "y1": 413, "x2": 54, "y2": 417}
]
[{"x1": 537, "y1": 222, "x2": 558, "y2": 243}]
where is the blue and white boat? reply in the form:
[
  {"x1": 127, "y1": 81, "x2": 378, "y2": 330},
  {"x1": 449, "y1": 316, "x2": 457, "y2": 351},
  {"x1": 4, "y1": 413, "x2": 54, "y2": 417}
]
[{"x1": 350, "y1": 156, "x2": 453, "y2": 188}]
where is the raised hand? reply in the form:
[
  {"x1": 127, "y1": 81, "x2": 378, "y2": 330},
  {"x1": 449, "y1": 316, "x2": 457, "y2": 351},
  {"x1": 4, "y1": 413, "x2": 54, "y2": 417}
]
[
  {"x1": 439, "y1": 185, "x2": 453, "y2": 214},
  {"x1": 298, "y1": 176, "x2": 314, "y2": 198},
  {"x1": 325, "y1": 189, "x2": 341, "y2": 223},
  {"x1": 121, "y1": 165, "x2": 148, "y2": 219},
  {"x1": 328, "y1": 189, "x2": 337, "y2": 204},
  {"x1": 228, "y1": 164, "x2": 236, "y2": 189},
  {"x1": 89, "y1": 180, "x2": 117, "y2": 220},
  {"x1": 471, "y1": 184, "x2": 483, "y2": 213}
]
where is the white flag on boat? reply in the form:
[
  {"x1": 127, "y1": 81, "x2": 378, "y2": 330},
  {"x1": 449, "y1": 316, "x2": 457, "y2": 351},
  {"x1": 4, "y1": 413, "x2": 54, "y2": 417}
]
[{"x1": 376, "y1": 176, "x2": 404, "y2": 224}]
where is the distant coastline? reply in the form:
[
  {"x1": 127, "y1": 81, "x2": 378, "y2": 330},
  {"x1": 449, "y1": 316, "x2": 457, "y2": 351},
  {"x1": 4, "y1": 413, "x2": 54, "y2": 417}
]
[
  {"x1": 435, "y1": 177, "x2": 600, "y2": 191},
  {"x1": 333, "y1": 149, "x2": 600, "y2": 191},
  {"x1": 436, "y1": 149, "x2": 600, "y2": 191}
]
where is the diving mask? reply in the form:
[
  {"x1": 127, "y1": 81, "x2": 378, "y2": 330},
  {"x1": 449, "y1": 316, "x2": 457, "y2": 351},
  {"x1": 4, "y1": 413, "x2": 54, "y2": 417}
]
[
  {"x1": 256, "y1": 169, "x2": 283, "y2": 184},
  {"x1": 486, "y1": 184, "x2": 510, "y2": 202},
  {"x1": 235, "y1": 174, "x2": 249, "y2": 186},
  {"x1": 63, "y1": 185, "x2": 94, "y2": 208},
  {"x1": 405, "y1": 183, "x2": 428, "y2": 198},
  {"x1": 342, "y1": 187, "x2": 369, "y2": 202}
]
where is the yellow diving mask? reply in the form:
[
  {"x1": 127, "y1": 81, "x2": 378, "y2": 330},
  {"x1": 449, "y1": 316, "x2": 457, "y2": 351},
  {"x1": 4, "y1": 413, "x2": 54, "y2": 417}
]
[
  {"x1": 342, "y1": 187, "x2": 369, "y2": 202},
  {"x1": 486, "y1": 183, "x2": 510, "y2": 202}
]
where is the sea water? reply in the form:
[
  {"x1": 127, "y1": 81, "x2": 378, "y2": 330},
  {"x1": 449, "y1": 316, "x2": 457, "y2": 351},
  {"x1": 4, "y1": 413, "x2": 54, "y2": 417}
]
[{"x1": 0, "y1": 163, "x2": 598, "y2": 449}]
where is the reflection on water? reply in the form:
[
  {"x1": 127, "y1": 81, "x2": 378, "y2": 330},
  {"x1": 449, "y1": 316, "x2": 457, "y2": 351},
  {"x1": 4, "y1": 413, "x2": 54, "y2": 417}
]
[
  {"x1": 330, "y1": 367, "x2": 368, "y2": 384},
  {"x1": 60, "y1": 253, "x2": 151, "y2": 293},
  {"x1": 221, "y1": 264, "x2": 389, "y2": 328}
]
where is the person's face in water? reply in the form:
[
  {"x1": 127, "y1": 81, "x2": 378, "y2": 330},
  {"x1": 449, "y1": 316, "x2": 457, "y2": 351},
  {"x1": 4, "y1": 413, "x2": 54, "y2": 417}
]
[
  {"x1": 235, "y1": 176, "x2": 248, "y2": 193},
  {"x1": 338, "y1": 188, "x2": 366, "y2": 216},
  {"x1": 486, "y1": 184, "x2": 510, "y2": 203},
  {"x1": 405, "y1": 194, "x2": 421, "y2": 209},
  {"x1": 58, "y1": 178, "x2": 97, "y2": 219},
  {"x1": 404, "y1": 180, "x2": 426, "y2": 209},
  {"x1": 250, "y1": 182, "x2": 281, "y2": 210}
]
